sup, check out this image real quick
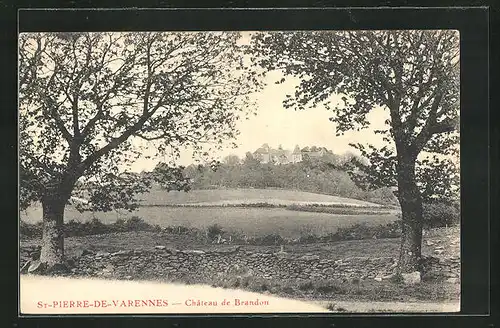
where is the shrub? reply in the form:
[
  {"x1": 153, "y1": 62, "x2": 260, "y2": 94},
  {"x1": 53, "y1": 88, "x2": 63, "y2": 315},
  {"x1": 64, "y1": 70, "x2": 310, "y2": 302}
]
[
  {"x1": 207, "y1": 224, "x2": 224, "y2": 240},
  {"x1": 112, "y1": 218, "x2": 128, "y2": 232},
  {"x1": 325, "y1": 302, "x2": 337, "y2": 311},
  {"x1": 422, "y1": 203, "x2": 460, "y2": 228},
  {"x1": 286, "y1": 204, "x2": 391, "y2": 215},
  {"x1": 335, "y1": 223, "x2": 376, "y2": 240},
  {"x1": 19, "y1": 220, "x2": 42, "y2": 238},
  {"x1": 298, "y1": 281, "x2": 314, "y2": 290},
  {"x1": 314, "y1": 280, "x2": 347, "y2": 294},
  {"x1": 248, "y1": 233, "x2": 285, "y2": 246},
  {"x1": 260, "y1": 233, "x2": 285, "y2": 246},
  {"x1": 124, "y1": 216, "x2": 151, "y2": 231},
  {"x1": 65, "y1": 219, "x2": 87, "y2": 236},
  {"x1": 84, "y1": 217, "x2": 111, "y2": 235},
  {"x1": 297, "y1": 234, "x2": 321, "y2": 244},
  {"x1": 325, "y1": 302, "x2": 348, "y2": 312}
]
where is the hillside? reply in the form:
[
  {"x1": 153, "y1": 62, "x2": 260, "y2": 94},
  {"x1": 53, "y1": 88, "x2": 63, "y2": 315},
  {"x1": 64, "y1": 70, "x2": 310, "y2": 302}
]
[
  {"x1": 21, "y1": 188, "x2": 392, "y2": 224},
  {"x1": 20, "y1": 188, "x2": 398, "y2": 238},
  {"x1": 137, "y1": 188, "x2": 386, "y2": 207}
]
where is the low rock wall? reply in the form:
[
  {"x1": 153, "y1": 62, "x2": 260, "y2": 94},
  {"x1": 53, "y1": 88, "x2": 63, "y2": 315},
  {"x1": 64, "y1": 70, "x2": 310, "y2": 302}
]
[{"x1": 20, "y1": 245, "x2": 460, "y2": 282}]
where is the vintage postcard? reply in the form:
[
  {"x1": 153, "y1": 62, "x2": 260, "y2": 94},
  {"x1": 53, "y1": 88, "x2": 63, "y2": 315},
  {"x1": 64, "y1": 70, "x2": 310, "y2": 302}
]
[{"x1": 19, "y1": 29, "x2": 460, "y2": 314}]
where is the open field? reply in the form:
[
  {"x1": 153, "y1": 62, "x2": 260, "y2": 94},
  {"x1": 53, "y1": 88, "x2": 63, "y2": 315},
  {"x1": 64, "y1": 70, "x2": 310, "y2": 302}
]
[
  {"x1": 20, "y1": 188, "x2": 398, "y2": 238},
  {"x1": 21, "y1": 189, "x2": 397, "y2": 238},
  {"x1": 137, "y1": 188, "x2": 387, "y2": 207},
  {"x1": 21, "y1": 207, "x2": 397, "y2": 239}
]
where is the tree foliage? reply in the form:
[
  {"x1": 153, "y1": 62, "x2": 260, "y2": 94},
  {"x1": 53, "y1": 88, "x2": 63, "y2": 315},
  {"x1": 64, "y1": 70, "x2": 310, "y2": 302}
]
[
  {"x1": 19, "y1": 32, "x2": 260, "y2": 212},
  {"x1": 249, "y1": 30, "x2": 459, "y2": 203},
  {"x1": 249, "y1": 30, "x2": 460, "y2": 272},
  {"x1": 180, "y1": 154, "x2": 399, "y2": 206}
]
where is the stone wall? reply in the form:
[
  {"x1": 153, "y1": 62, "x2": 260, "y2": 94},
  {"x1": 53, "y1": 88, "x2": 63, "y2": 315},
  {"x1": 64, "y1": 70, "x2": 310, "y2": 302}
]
[{"x1": 20, "y1": 245, "x2": 460, "y2": 283}]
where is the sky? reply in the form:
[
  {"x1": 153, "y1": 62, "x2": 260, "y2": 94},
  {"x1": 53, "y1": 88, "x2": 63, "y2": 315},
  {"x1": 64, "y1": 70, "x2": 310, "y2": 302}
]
[
  {"x1": 125, "y1": 31, "x2": 393, "y2": 172},
  {"x1": 21, "y1": 31, "x2": 455, "y2": 173},
  {"x1": 127, "y1": 68, "x2": 390, "y2": 172}
]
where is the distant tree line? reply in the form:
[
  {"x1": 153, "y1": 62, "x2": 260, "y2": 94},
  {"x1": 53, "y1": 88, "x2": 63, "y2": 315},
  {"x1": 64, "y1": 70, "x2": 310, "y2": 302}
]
[{"x1": 168, "y1": 151, "x2": 400, "y2": 206}]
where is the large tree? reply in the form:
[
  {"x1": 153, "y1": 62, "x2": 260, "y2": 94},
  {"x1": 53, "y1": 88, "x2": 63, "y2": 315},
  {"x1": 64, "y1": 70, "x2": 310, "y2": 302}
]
[
  {"x1": 249, "y1": 30, "x2": 459, "y2": 273},
  {"x1": 19, "y1": 32, "x2": 259, "y2": 271}
]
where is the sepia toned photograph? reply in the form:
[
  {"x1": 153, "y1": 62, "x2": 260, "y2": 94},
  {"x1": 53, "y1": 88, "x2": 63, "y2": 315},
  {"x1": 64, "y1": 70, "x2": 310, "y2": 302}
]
[{"x1": 19, "y1": 29, "x2": 460, "y2": 314}]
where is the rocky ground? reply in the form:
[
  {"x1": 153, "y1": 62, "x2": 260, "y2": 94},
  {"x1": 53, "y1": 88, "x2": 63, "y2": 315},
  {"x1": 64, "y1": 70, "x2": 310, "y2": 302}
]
[{"x1": 19, "y1": 226, "x2": 460, "y2": 304}]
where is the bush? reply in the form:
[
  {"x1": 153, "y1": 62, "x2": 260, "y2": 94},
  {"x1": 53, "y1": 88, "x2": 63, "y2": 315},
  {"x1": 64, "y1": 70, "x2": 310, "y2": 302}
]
[
  {"x1": 19, "y1": 220, "x2": 42, "y2": 238},
  {"x1": 123, "y1": 216, "x2": 151, "y2": 231},
  {"x1": 297, "y1": 234, "x2": 321, "y2": 244},
  {"x1": 164, "y1": 225, "x2": 194, "y2": 235},
  {"x1": 298, "y1": 281, "x2": 314, "y2": 290},
  {"x1": 248, "y1": 233, "x2": 285, "y2": 246},
  {"x1": 325, "y1": 302, "x2": 348, "y2": 312},
  {"x1": 21, "y1": 216, "x2": 162, "y2": 239},
  {"x1": 65, "y1": 219, "x2": 88, "y2": 236},
  {"x1": 112, "y1": 218, "x2": 128, "y2": 232},
  {"x1": 422, "y1": 203, "x2": 460, "y2": 228},
  {"x1": 207, "y1": 224, "x2": 224, "y2": 241},
  {"x1": 286, "y1": 204, "x2": 392, "y2": 215},
  {"x1": 83, "y1": 217, "x2": 111, "y2": 235}
]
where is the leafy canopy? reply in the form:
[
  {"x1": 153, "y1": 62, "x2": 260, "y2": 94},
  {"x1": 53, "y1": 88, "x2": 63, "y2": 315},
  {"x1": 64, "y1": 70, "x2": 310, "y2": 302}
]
[
  {"x1": 20, "y1": 32, "x2": 260, "y2": 211},
  {"x1": 249, "y1": 30, "x2": 459, "y2": 203}
]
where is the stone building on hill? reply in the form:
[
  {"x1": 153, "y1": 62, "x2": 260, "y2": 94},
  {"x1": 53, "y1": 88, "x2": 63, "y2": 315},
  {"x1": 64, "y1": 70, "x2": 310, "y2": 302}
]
[{"x1": 253, "y1": 144, "x2": 328, "y2": 165}]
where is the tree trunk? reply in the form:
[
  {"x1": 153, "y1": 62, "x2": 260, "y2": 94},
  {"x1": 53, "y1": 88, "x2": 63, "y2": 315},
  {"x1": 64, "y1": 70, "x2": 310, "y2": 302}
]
[
  {"x1": 38, "y1": 192, "x2": 67, "y2": 272},
  {"x1": 396, "y1": 156, "x2": 424, "y2": 273}
]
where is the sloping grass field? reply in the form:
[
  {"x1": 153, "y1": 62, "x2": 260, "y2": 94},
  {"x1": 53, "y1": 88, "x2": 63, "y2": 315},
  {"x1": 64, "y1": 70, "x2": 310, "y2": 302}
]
[
  {"x1": 136, "y1": 188, "x2": 386, "y2": 207},
  {"x1": 20, "y1": 188, "x2": 399, "y2": 238}
]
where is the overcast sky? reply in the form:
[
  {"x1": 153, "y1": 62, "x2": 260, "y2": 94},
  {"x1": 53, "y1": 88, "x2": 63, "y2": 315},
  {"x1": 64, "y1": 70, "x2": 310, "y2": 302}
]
[
  {"x1": 125, "y1": 31, "x2": 393, "y2": 172},
  {"x1": 127, "y1": 70, "x2": 390, "y2": 172},
  {"x1": 105, "y1": 31, "x2": 452, "y2": 172}
]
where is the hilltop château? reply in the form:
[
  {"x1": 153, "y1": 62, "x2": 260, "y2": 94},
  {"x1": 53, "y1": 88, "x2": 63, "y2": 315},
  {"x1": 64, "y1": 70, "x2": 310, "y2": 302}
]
[{"x1": 252, "y1": 144, "x2": 327, "y2": 165}]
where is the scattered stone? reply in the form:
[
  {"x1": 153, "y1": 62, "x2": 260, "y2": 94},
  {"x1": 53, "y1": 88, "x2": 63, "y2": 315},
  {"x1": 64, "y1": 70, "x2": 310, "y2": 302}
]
[
  {"x1": 382, "y1": 274, "x2": 395, "y2": 280},
  {"x1": 111, "y1": 250, "x2": 132, "y2": 256},
  {"x1": 435, "y1": 246, "x2": 444, "y2": 250},
  {"x1": 28, "y1": 260, "x2": 46, "y2": 273},
  {"x1": 96, "y1": 251, "x2": 111, "y2": 257},
  {"x1": 154, "y1": 246, "x2": 166, "y2": 250},
  {"x1": 20, "y1": 260, "x2": 32, "y2": 273},
  {"x1": 184, "y1": 250, "x2": 205, "y2": 255},
  {"x1": 434, "y1": 249, "x2": 444, "y2": 255},
  {"x1": 72, "y1": 248, "x2": 92, "y2": 259},
  {"x1": 402, "y1": 271, "x2": 421, "y2": 285},
  {"x1": 300, "y1": 255, "x2": 319, "y2": 261},
  {"x1": 374, "y1": 277, "x2": 383, "y2": 282},
  {"x1": 166, "y1": 248, "x2": 178, "y2": 255},
  {"x1": 425, "y1": 240, "x2": 435, "y2": 246}
]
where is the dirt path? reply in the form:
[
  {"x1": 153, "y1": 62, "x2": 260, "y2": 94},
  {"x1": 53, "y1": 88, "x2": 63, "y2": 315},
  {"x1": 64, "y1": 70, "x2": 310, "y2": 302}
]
[
  {"x1": 20, "y1": 275, "x2": 328, "y2": 314},
  {"x1": 20, "y1": 275, "x2": 459, "y2": 314}
]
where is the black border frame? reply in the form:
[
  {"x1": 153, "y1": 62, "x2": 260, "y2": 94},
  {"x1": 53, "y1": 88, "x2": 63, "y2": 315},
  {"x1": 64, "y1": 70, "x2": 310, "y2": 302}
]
[{"x1": 2, "y1": 5, "x2": 495, "y2": 328}]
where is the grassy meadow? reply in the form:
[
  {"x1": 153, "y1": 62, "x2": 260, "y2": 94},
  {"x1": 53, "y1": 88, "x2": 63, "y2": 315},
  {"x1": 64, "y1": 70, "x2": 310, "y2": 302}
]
[
  {"x1": 136, "y1": 188, "x2": 386, "y2": 207},
  {"x1": 20, "y1": 188, "x2": 399, "y2": 239}
]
